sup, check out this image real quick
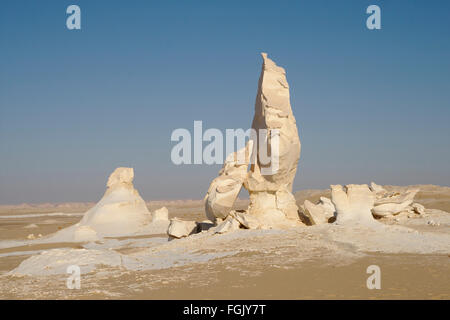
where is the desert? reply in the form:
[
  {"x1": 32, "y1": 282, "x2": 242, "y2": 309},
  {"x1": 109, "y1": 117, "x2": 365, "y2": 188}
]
[{"x1": 0, "y1": 53, "x2": 448, "y2": 300}]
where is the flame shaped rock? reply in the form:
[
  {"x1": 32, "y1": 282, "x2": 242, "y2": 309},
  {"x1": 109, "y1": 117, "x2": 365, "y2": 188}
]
[{"x1": 244, "y1": 53, "x2": 301, "y2": 222}]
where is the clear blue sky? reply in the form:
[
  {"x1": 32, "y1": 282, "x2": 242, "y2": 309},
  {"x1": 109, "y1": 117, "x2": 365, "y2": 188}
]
[{"x1": 1, "y1": 0, "x2": 449, "y2": 204}]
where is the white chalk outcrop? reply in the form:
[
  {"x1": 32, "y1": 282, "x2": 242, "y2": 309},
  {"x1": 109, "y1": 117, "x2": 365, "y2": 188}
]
[
  {"x1": 331, "y1": 184, "x2": 378, "y2": 226},
  {"x1": 199, "y1": 53, "x2": 303, "y2": 234},
  {"x1": 167, "y1": 218, "x2": 197, "y2": 239},
  {"x1": 302, "y1": 197, "x2": 336, "y2": 225},
  {"x1": 244, "y1": 53, "x2": 301, "y2": 223},
  {"x1": 43, "y1": 167, "x2": 170, "y2": 242},
  {"x1": 370, "y1": 182, "x2": 423, "y2": 217},
  {"x1": 204, "y1": 141, "x2": 253, "y2": 222},
  {"x1": 299, "y1": 183, "x2": 430, "y2": 225},
  {"x1": 11, "y1": 248, "x2": 123, "y2": 276}
]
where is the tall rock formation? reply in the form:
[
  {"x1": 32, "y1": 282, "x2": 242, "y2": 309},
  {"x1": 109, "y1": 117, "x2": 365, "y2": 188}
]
[{"x1": 243, "y1": 53, "x2": 301, "y2": 221}]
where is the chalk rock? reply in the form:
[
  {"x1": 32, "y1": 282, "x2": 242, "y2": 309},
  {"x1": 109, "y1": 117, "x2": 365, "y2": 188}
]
[
  {"x1": 303, "y1": 197, "x2": 335, "y2": 225},
  {"x1": 374, "y1": 189, "x2": 419, "y2": 205},
  {"x1": 152, "y1": 207, "x2": 169, "y2": 222},
  {"x1": 244, "y1": 53, "x2": 301, "y2": 223},
  {"x1": 411, "y1": 203, "x2": 425, "y2": 215},
  {"x1": 46, "y1": 167, "x2": 168, "y2": 242},
  {"x1": 197, "y1": 220, "x2": 216, "y2": 232},
  {"x1": 372, "y1": 200, "x2": 413, "y2": 217},
  {"x1": 106, "y1": 167, "x2": 134, "y2": 188},
  {"x1": 73, "y1": 226, "x2": 98, "y2": 242},
  {"x1": 231, "y1": 210, "x2": 261, "y2": 229},
  {"x1": 331, "y1": 184, "x2": 377, "y2": 225},
  {"x1": 205, "y1": 141, "x2": 253, "y2": 222},
  {"x1": 214, "y1": 216, "x2": 241, "y2": 234},
  {"x1": 370, "y1": 182, "x2": 387, "y2": 195},
  {"x1": 167, "y1": 219, "x2": 197, "y2": 239},
  {"x1": 27, "y1": 234, "x2": 36, "y2": 240},
  {"x1": 10, "y1": 248, "x2": 123, "y2": 276},
  {"x1": 75, "y1": 167, "x2": 152, "y2": 237}
]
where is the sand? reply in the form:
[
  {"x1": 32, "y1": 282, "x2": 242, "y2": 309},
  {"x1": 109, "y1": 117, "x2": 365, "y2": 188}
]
[{"x1": 0, "y1": 185, "x2": 449, "y2": 299}]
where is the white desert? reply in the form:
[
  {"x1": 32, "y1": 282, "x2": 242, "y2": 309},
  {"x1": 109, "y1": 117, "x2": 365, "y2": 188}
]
[{"x1": 0, "y1": 54, "x2": 449, "y2": 299}]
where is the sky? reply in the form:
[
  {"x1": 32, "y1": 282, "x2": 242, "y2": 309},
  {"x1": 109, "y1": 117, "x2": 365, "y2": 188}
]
[{"x1": 0, "y1": 0, "x2": 449, "y2": 204}]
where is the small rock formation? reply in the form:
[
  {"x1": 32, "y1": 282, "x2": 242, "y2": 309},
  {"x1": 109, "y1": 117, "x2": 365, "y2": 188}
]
[
  {"x1": 370, "y1": 182, "x2": 386, "y2": 195},
  {"x1": 298, "y1": 183, "x2": 429, "y2": 225},
  {"x1": 213, "y1": 216, "x2": 241, "y2": 234},
  {"x1": 44, "y1": 167, "x2": 169, "y2": 242},
  {"x1": 302, "y1": 197, "x2": 336, "y2": 225},
  {"x1": 411, "y1": 203, "x2": 425, "y2": 215},
  {"x1": 244, "y1": 53, "x2": 301, "y2": 223},
  {"x1": 331, "y1": 184, "x2": 377, "y2": 225},
  {"x1": 372, "y1": 201, "x2": 413, "y2": 217},
  {"x1": 231, "y1": 210, "x2": 261, "y2": 229},
  {"x1": 370, "y1": 182, "x2": 423, "y2": 217},
  {"x1": 167, "y1": 218, "x2": 197, "y2": 239},
  {"x1": 75, "y1": 167, "x2": 153, "y2": 237},
  {"x1": 152, "y1": 206, "x2": 169, "y2": 222},
  {"x1": 204, "y1": 141, "x2": 253, "y2": 222}
]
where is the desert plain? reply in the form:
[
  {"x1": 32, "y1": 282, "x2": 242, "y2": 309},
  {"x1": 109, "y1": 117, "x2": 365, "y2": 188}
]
[{"x1": 0, "y1": 184, "x2": 448, "y2": 299}]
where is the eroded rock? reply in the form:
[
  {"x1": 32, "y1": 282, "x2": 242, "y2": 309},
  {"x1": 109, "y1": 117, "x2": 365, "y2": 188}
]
[
  {"x1": 244, "y1": 53, "x2": 302, "y2": 225},
  {"x1": 167, "y1": 219, "x2": 197, "y2": 239},
  {"x1": 331, "y1": 184, "x2": 377, "y2": 225},
  {"x1": 204, "y1": 141, "x2": 253, "y2": 222}
]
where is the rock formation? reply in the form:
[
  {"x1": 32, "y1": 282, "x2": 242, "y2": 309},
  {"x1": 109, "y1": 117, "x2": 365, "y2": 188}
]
[
  {"x1": 244, "y1": 53, "x2": 301, "y2": 223},
  {"x1": 204, "y1": 141, "x2": 253, "y2": 223},
  {"x1": 370, "y1": 182, "x2": 423, "y2": 217},
  {"x1": 167, "y1": 218, "x2": 198, "y2": 239},
  {"x1": 331, "y1": 184, "x2": 377, "y2": 225},
  {"x1": 302, "y1": 197, "x2": 336, "y2": 225},
  {"x1": 298, "y1": 183, "x2": 429, "y2": 225},
  {"x1": 77, "y1": 167, "x2": 152, "y2": 237},
  {"x1": 44, "y1": 167, "x2": 170, "y2": 242},
  {"x1": 201, "y1": 53, "x2": 302, "y2": 234},
  {"x1": 200, "y1": 53, "x2": 303, "y2": 233}
]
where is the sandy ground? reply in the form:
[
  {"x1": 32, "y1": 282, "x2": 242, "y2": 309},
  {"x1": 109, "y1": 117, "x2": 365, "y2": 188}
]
[{"x1": 0, "y1": 185, "x2": 449, "y2": 299}]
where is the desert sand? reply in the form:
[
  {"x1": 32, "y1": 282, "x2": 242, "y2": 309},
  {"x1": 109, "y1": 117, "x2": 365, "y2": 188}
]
[{"x1": 0, "y1": 184, "x2": 449, "y2": 299}]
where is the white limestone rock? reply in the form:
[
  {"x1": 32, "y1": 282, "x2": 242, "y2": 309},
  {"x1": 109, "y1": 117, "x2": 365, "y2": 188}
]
[
  {"x1": 42, "y1": 167, "x2": 168, "y2": 243},
  {"x1": 213, "y1": 216, "x2": 241, "y2": 234},
  {"x1": 204, "y1": 141, "x2": 253, "y2": 222},
  {"x1": 370, "y1": 185, "x2": 420, "y2": 218},
  {"x1": 10, "y1": 248, "x2": 122, "y2": 276},
  {"x1": 370, "y1": 182, "x2": 387, "y2": 195},
  {"x1": 331, "y1": 184, "x2": 377, "y2": 225},
  {"x1": 167, "y1": 219, "x2": 197, "y2": 239},
  {"x1": 73, "y1": 226, "x2": 98, "y2": 242},
  {"x1": 75, "y1": 167, "x2": 152, "y2": 237},
  {"x1": 231, "y1": 210, "x2": 261, "y2": 229},
  {"x1": 303, "y1": 197, "x2": 335, "y2": 225},
  {"x1": 372, "y1": 200, "x2": 413, "y2": 217},
  {"x1": 244, "y1": 53, "x2": 302, "y2": 224},
  {"x1": 374, "y1": 189, "x2": 419, "y2": 205},
  {"x1": 411, "y1": 203, "x2": 425, "y2": 215},
  {"x1": 152, "y1": 207, "x2": 169, "y2": 222}
]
